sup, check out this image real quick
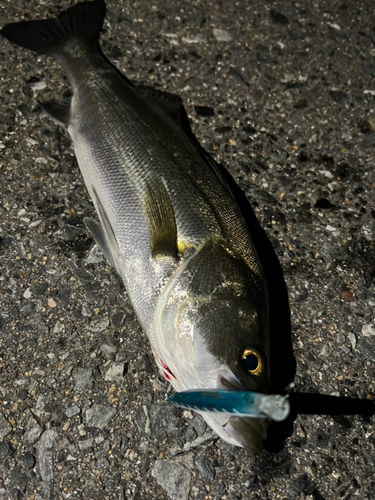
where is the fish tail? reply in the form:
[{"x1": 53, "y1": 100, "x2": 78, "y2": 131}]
[{"x1": 1, "y1": 0, "x2": 105, "y2": 57}]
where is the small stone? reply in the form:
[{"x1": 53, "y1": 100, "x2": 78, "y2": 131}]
[
  {"x1": 17, "y1": 389, "x2": 28, "y2": 401},
  {"x1": 139, "y1": 440, "x2": 149, "y2": 450},
  {"x1": 116, "y1": 342, "x2": 138, "y2": 362},
  {"x1": 192, "y1": 414, "x2": 206, "y2": 437},
  {"x1": 0, "y1": 412, "x2": 13, "y2": 440},
  {"x1": 104, "y1": 362, "x2": 125, "y2": 382},
  {"x1": 348, "y1": 332, "x2": 357, "y2": 349},
  {"x1": 153, "y1": 378, "x2": 165, "y2": 391},
  {"x1": 194, "y1": 456, "x2": 215, "y2": 480},
  {"x1": 86, "y1": 404, "x2": 117, "y2": 429},
  {"x1": 56, "y1": 284, "x2": 71, "y2": 302},
  {"x1": 358, "y1": 338, "x2": 375, "y2": 363},
  {"x1": 182, "y1": 34, "x2": 207, "y2": 44},
  {"x1": 296, "y1": 288, "x2": 308, "y2": 302},
  {"x1": 23, "y1": 288, "x2": 32, "y2": 299},
  {"x1": 22, "y1": 451, "x2": 35, "y2": 470},
  {"x1": 20, "y1": 302, "x2": 35, "y2": 315},
  {"x1": 65, "y1": 405, "x2": 81, "y2": 418},
  {"x1": 78, "y1": 423, "x2": 86, "y2": 436},
  {"x1": 362, "y1": 324, "x2": 375, "y2": 337},
  {"x1": 145, "y1": 405, "x2": 176, "y2": 439},
  {"x1": 213, "y1": 28, "x2": 232, "y2": 42},
  {"x1": 47, "y1": 298, "x2": 57, "y2": 308},
  {"x1": 38, "y1": 429, "x2": 58, "y2": 498},
  {"x1": 0, "y1": 442, "x2": 15, "y2": 456},
  {"x1": 85, "y1": 245, "x2": 105, "y2": 264},
  {"x1": 75, "y1": 367, "x2": 93, "y2": 391},
  {"x1": 10, "y1": 466, "x2": 28, "y2": 490},
  {"x1": 185, "y1": 427, "x2": 197, "y2": 442},
  {"x1": 35, "y1": 396, "x2": 50, "y2": 418},
  {"x1": 152, "y1": 460, "x2": 191, "y2": 500},
  {"x1": 29, "y1": 219, "x2": 43, "y2": 228},
  {"x1": 10, "y1": 307, "x2": 19, "y2": 318},
  {"x1": 212, "y1": 481, "x2": 226, "y2": 497},
  {"x1": 78, "y1": 438, "x2": 94, "y2": 451},
  {"x1": 96, "y1": 456, "x2": 109, "y2": 470},
  {"x1": 24, "y1": 412, "x2": 43, "y2": 444},
  {"x1": 293, "y1": 473, "x2": 314, "y2": 495},
  {"x1": 100, "y1": 344, "x2": 117, "y2": 357},
  {"x1": 342, "y1": 291, "x2": 354, "y2": 302},
  {"x1": 105, "y1": 473, "x2": 121, "y2": 493},
  {"x1": 61, "y1": 364, "x2": 74, "y2": 376},
  {"x1": 329, "y1": 90, "x2": 347, "y2": 103},
  {"x1": 29, "y1": 315, "x2": 49, "y2": 332},
  {"x1": 34, "y1": 282, "x2": 48, "y2": 295},
  {"x1": 181, "y1": 433, "x2": 217, "y2": 453},
  {"x1": 320, "y1": 344, "x2": 332, "y2": 357},
  {"x1": 86, "y1": 317, "x2": 110, "y2": 332},
  {"x1": 120, "y1": 434, "x2": 130, "y2": 451}
]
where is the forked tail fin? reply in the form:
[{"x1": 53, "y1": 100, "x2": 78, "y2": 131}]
[{"x1": 1, "y1": 0, "x2": 105, "y2": 56}]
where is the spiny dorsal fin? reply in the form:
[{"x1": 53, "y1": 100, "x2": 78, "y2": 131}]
[
  {"x1": 145, "y1": 177, "x2": 178, "y2": 258},
  {"x1": 137, "y1": 86, "x2": 235, "y2": 203},
  {"x1": 40, "y1": 94, "x2": 72, "y2": 128}
]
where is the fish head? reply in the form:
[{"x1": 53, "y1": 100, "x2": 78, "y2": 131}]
[
  {"x1": 153, "y1": 240, "x2": 270, "y2": 453},
  {"x1": 188, "y1": 297, "x2": 270, "y2": 454}
]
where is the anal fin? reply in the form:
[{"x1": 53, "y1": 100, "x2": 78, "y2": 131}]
[
  {"x1": 40, "y1": 94, "x2": 72, "y2": 128},
  {"x1": 145, "y1": 177, "x2": 178, "y2": 258}
]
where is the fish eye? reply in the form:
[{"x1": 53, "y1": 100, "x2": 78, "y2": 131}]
[{"x1": 241, "y1": 348, "x2": 263, "y2": 375}]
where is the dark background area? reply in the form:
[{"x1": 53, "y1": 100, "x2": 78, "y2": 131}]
[{"x1": 0, "y1": 1, "x2": 375, "y2": 499}]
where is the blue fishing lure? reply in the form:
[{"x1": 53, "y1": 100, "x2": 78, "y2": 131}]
[{"x1": 169, "y1": 389, "x2": 290, "y2": 422}]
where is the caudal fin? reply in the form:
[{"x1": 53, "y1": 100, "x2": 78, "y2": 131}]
[{"x1": 1, "y1": 0, "x2": 105, "y2": 56}]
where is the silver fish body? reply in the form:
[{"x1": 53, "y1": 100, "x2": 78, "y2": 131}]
[{"x1": 1, "y1": 0, "x2": 270, "y2": 453}]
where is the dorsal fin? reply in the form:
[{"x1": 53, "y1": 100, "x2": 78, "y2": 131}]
[{"x1": 137, "y1": 85, "x2": 235, "y2": 203}]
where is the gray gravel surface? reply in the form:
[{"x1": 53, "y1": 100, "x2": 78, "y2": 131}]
[{"x1": 1, "y1": 0, "x2": 375, "y2": 499}]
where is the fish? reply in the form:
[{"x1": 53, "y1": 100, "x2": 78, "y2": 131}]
[{"x1": 1, "y1": 0, "x2": 270, "y2": 453}]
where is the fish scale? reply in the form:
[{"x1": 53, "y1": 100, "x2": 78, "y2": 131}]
[{"x1": 1, "y1": 0, "x2": 270, "y2": 454}]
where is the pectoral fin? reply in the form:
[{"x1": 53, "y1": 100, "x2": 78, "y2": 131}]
[
  {"x1": 145, "y1": 177, "x2": 178, "y2": 258},
  {"x1": 84, "y1": 187, "x2": 120, "y2": 270}
]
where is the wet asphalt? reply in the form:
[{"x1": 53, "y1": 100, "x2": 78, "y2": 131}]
[{"x1": 0, "y1": 0, "x2": 375, "y2": 499}]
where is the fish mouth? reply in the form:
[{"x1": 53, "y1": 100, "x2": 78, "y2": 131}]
[
  {"x1": 201, "y1": 411, "x2": 268, "y2": 454},
  {"x1": 199, "y1": 373, "x2": 269, "y2": 454},
  {"x1": 224, "y1": 415, "x2": 267, "y2": 454}
]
